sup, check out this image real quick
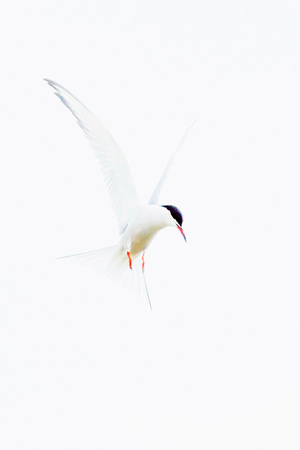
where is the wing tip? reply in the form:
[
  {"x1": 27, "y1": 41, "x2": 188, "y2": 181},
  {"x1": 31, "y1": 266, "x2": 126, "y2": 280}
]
[
  {"x1": 44, "y1": 78, "x2": 64, "y2": 93},
  {"x1": 43, "y1": 77, "x2": 55, "y2": 87}
]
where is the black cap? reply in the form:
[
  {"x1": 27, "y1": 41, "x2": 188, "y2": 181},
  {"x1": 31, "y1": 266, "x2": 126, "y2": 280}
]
[{"x1": 161, "y1": 205, "x2": 183, "y2": 226}]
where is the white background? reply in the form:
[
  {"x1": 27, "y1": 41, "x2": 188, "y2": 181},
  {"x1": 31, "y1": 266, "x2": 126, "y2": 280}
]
[{"x1": 1, "y1": 1, "x2": 300, "y2": 449}]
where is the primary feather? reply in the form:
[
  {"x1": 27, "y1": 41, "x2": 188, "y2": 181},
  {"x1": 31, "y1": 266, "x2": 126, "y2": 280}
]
[
  {"x1": 44, "y1": 79, "x2": 141, "y2": 234},
  {"x1": 148, "y1": 119, "x2": 197, "y2": 205}
]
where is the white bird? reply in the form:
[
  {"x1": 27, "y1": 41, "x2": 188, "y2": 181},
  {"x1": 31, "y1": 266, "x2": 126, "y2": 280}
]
[{"x1": 45, "y1": 79, "x2": 194, "y2": 308}]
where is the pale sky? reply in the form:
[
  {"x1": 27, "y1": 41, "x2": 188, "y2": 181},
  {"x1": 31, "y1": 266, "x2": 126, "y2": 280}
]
[{"x1": 1, "y1": 1, "x2": 300, "y2": 449}]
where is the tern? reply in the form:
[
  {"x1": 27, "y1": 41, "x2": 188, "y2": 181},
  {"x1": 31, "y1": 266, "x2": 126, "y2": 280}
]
[{"x1": 45, "y1": 79, "x2": 194, "y2": 308}]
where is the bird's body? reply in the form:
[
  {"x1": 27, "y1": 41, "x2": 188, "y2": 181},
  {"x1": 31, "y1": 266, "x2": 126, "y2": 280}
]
[
  {"x1": 120, "y1": 204, "x2": 173, "y2": 258},
  {"x1": 45, "y1": 79, "x2": 193, "y2": 307}
]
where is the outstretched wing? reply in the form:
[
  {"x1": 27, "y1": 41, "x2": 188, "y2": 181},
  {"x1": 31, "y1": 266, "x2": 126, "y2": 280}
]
[
  {"x1": 148, "y1": 119, "x2": 196, "y2": 205},
  {"x1": 45, "y1": 79, "x2": 141, "y2": 234}
]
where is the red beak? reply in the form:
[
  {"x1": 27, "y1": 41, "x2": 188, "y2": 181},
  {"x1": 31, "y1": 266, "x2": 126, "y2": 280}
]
[{"x1": 177, "y1": 224, "x2": 187, "y2": 242}]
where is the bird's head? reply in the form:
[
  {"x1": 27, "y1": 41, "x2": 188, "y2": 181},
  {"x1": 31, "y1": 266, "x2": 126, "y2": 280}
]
[{"x1": 161, "y1": 205, "x2": 186, "y2": 242}]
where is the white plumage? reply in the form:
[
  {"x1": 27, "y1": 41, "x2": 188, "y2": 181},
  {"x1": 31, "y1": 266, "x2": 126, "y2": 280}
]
[{"x1": 45, "y1": 79, "x2": 193, "y2": 308}]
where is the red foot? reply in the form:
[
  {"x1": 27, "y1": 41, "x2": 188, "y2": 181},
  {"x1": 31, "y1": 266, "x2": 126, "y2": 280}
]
[
  {"x1": 127, "y1": 251, "x2": 132, "y2": 270},
  {"x1": 142, "y1": 253, "x2": 145, "y2": 272}
]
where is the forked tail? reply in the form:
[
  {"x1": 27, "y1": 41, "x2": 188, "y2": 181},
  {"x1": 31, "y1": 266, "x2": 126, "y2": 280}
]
[{"x1": 57, "y1": 246, "x2": 152, "y2": 309}]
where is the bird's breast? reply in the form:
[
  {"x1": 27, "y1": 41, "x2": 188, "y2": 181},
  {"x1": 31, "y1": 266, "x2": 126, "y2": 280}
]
[
  {"x1": 129, "y1": 224, "x2": 160, "y2": 255},
  {"x1": 119, "y1": 205, "x2": 171, "y2": 257}
]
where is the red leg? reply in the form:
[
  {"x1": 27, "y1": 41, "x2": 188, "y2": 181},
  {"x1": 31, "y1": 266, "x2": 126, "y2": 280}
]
[
  {"x1": 127, "y1": 251, "x2": 132, "y2": 270},
  {"x1": 142, "y1": 253, "x2": 145, "y2": 272}
]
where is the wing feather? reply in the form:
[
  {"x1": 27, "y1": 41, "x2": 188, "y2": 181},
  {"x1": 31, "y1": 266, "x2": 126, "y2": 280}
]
[
  {"x1": 148, "y1": 119, "x2": 196, "y2": 205},
  {"x1": 45, "y1": 79, "x2": 141, "y2": 233}
]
